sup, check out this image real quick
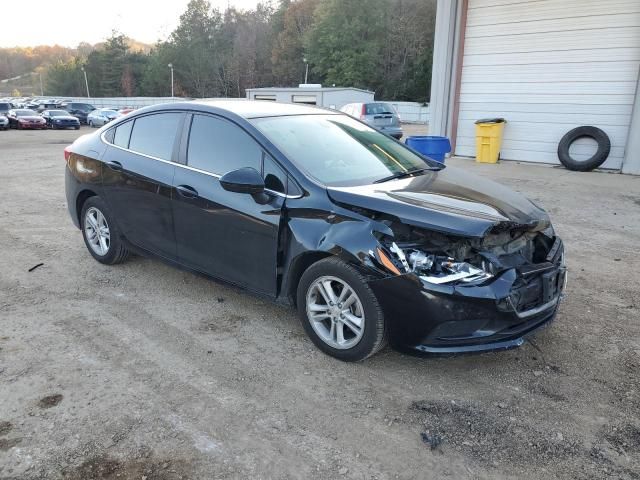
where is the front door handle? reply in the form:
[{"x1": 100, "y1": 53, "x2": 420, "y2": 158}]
[
  {"x1": 105, "y1": 160, "x2": 123, "y2": 171},
  {"x1": 176, "y1": 184, "x2": 199, "y2": 198}
]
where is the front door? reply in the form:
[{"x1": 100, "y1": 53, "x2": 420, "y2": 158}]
[{"x1": 171, "y1": 114, "x2": 286, "y2": 296}]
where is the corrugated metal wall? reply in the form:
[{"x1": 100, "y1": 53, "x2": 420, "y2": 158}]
[{"x1": 455, "y1": 0, "x2": 640, "y2": 169}]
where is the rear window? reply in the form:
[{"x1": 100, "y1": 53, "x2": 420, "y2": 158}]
[
  {"x1": 0, "y1": 103, "x2": 11, "y2": 110},
  {"x1": 128, "y1": 113, "x2": 182, "y2": 161},
  {"x1": 365, "y1": 103, "x2": 396, "y2": 115}
]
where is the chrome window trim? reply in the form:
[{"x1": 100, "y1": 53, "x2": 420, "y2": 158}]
[{"x1": 100, "y1": 129, "x2": 300, "y2": 199}]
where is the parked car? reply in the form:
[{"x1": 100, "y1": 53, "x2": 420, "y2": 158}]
[
  {"x1": 340, "y1": 102, "x2": 403, "y2": 139},
  {"x1": 64, "y1": 100, "x2": 566, "y2": 361},
  {"x1": 0, "y1": 102, "x2": 12, "y2": 116},
  {"x1": 41, "y1": 109, "x2": 81, "y2": 130},
  {"x1": 7, "y1": 109, "x2": 46, "y2": 129},
  {"x1": 87, "y1": 108, "x2": 121, "y2": 127},
  {"x1": 60, "y1": 102, "x2": 95, "y2": 124},
  {"x1": 37, "y1": 102, "x2": 59, "y2": 113},
  {"x1": 0, "y1": 115, "x2": 8, "y2": 130}
]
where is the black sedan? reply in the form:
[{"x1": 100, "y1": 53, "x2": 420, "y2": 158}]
[
  {"x1": 42, "y1": 109, "x2": 80, "y2": 130},
  {"x1": 64, "y1": 101, "x2": 567, "y2": 361}
]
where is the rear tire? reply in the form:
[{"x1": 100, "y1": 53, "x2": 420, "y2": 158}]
[
  {"x1": 297, "y1": 257, "x2": 386, "y2": 361},
  {"x1": 80, "y1": 196, "x2": 130, "y2": 265}
]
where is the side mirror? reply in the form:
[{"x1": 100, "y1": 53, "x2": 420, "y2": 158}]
[{"x1": 220, "y1": 167, "x2": 265, "y2": 195}]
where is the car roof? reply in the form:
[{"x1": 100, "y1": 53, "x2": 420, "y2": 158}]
[{"x1": 140, "y1": 99, "x2": 340, "y2": 119}]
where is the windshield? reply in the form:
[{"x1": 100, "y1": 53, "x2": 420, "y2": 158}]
[
  {"x1": 99, "y1": 110, "x2": 118, "y2": 115},
  {"x1": 48, "y1": 110, "x2": 67, "y2": 116},
  {"x1": 365, "y1": 103, "x2": 396, "y2": 115},
  {"x1": 16, "y1": 110, "x2": 36, "y2": 116},
  {"x1": 252, "y1": 114, "x2": 441, "y2": 187}
]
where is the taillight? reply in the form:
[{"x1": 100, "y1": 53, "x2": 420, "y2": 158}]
[
  {"x1": 64, "y1": 146, "x2": 71, "y2": 163},
  {"x1": 360, "y1": 104, "x2": 366, "y2": 120}
]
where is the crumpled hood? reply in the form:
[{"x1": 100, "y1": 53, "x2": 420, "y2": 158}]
[{"x1": 327, "y1": 165, "x2": 550, "y2": 237}]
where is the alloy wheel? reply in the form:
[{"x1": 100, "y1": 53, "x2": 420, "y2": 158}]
[
  {"x1": 84, "y1": 207, "x2": 110, "y2": 256},
  {"x1": 306, "y1": 276, "x2": 365, "y2": 349}
]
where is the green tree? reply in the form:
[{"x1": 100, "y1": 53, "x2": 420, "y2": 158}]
[
  {"x1": 305, "y1": 0, "x2": 387, "y2": 91},
  {"x1": 271, "y1": 0, "x2": 319, "y2": 86},
  {"x1": 45, "y1": 58, "x2": 85, "y2": 96}
]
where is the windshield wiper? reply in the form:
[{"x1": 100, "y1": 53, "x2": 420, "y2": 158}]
[{"x1": 373, "y1": 167, "x2": 440, "y2": 184}]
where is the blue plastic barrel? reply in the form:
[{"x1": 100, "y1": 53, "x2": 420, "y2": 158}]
[{"x1": 405, "y1": 136, "x2": 451, "y2": 163}]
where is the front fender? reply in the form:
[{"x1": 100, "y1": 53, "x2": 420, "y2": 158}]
[{"x1": 278, "y1": 206, "x2": 395, "y2": 302}]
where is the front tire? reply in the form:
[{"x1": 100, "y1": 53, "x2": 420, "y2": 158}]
[
  {"x1": 297, "y1": 257, "x2": 386, "y2": 361},
  {"x1": 80, "y1": 197, "x2": 130, "y2": 265}
]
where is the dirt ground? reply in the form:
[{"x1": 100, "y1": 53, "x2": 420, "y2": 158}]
[{"x1": 0, "y1": 126, "x2": 639, "y2": 480}]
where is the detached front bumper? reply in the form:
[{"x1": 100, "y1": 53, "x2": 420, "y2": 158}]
[{"x1": 368, "y1": 247, "x2": 567, "y2": 355}]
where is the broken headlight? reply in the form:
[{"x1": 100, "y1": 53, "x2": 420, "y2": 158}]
[{"x1": 384, "y1": 242, "x2": 493, "y2": 285}]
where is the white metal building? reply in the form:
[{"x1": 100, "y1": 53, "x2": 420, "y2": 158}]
[
  {"x1": 430, "y1": 0, "x2": 640, "y2": 174},
  {"x1": 245, "y1": 86, "x2": 374, "y2": 110}
]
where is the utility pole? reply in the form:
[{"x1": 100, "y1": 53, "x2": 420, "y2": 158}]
[
  {"x1": 303, "y1": 57, "x2": 309, "y2": 84},
  {"x1": 39, "y1": 73, "x2": 44, "y2": 96},
  {"x1": 168, "y1": 63, "x2": 174, "y2": 98},
  {"x1": 81, "y1": 67, "x2": 90, "y2": 98}
]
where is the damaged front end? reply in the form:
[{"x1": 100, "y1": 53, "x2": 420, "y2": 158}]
[{"x1": 368, "y1": 220, "x2": 567, "y2": 353}]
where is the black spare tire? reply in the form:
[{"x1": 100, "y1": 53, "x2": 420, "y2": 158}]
[{"x1": 557, "y1": 126, "x2": 610, "y2": 172}]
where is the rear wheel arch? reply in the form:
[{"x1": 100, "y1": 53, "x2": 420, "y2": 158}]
[{"x1": 76, "y1": 189, "x2": 97, "y2": 226}]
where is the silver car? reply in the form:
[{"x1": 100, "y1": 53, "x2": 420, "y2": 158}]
[
  {"x1": 87, "y1": 108, "x2": 121, "y2": 128},
  {"x1": 340, "y1": 102, "x2": 403, "y2": 139}
]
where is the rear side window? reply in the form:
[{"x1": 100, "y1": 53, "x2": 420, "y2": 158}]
[
  {"x1": 129, "y1": 113, "x2": 182, "y2": 161},
  {"x1": 187, "y1": 114, "x2": 261, "y2": 175},
  {"x1": 113, "y1": 120, "x2": 133, "y2": 148}
]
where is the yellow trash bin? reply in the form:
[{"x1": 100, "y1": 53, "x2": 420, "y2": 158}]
[{"x1": 475, "y1": 118, "x2": 506, "y2": 163}]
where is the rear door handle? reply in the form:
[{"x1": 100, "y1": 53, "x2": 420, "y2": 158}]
[
  {"x1": 176, "y1": 184, "x2": 199, "y2": 198},
  {"x1": 105, "y1": 160, "x2": 122, "y2": 171}
]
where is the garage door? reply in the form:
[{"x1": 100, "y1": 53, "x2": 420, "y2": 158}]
[{"x1": 455, "y1": 0, "x2": 640, "y2": 169}]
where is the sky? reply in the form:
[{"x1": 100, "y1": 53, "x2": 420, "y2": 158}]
[{"x1": 1, "y1": 0, "x2": 262, "y2": 48}]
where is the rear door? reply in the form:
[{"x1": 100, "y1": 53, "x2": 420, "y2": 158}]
[
  {"x1": 101, "y1": 112, "x2": 184, "y2": 260},
  {"x1": 171, "y1": 113, "x2": 286, "y2": 296}
]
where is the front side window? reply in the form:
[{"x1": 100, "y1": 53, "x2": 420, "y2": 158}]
[
  {"x1": 128, "y1": 113, "x2": 182, "y2": 161},
  {"x1": 187, "y1": 114, "x2": 261, "y2": 175},
  {"x1": 252, "y1": 114, "x2": 437, "y2": 187},
  {"x1": 263, "y1": 155, "x2": 287, "y2": 194}
]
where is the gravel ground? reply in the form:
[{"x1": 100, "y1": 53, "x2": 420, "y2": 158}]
[{"x1": 0, "y1": 126, "x2": 639, "y2": 480}]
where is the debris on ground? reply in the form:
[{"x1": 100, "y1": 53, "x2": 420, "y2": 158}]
[
  {"x1": 420, "y1": 431, "x2": 442, "y2": 451},
  {"x1": 28, "y1": 262, "x2": 44, "y2": 272},
  {"x1": 38, "y1": 394, "x2": 63, "y2": 409}
]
